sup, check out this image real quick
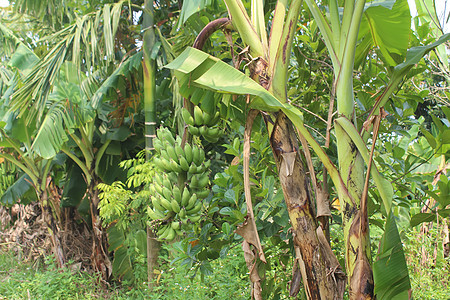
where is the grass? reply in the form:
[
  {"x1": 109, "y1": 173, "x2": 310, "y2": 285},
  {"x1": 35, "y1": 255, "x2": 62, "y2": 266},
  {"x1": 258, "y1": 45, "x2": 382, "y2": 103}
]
[
  {"x1": 1, "y1": 225, "x2": 449, "y2": 299},
  {"x1": 0, "y1": 246, "x2": 250, "y2": 300},
  {"x1": 0, "y1": 250, "x2": 109, "y2": 299}
]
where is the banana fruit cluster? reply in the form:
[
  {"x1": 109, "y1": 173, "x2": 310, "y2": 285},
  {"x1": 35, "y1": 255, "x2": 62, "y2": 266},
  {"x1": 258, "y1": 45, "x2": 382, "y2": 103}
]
[
  {"x1": 148, "y1": 127, "x2": 211, "y2": 242},
  {"x1": 182, "y1": 106, "x2": 222, "y2": 143}
]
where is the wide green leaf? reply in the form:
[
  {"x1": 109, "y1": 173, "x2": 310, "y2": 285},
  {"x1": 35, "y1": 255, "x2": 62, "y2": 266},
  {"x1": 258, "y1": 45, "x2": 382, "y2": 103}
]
[
  {"x1": 0, "y1": 174, "x2": 34, "y2": 206},
  {"x1": 7, "y1": 44, "x2": 40, "y2": 77},
  {"x1": 107, "y1": 225, "x2": 133, "y2": 281},
  {"x1": 393, "y1": 33, "x2": 450, "y2": 76},
  {"x1": 91, "y1": 51, "x2": 142, "y2": 109},
  {"x1": 61, "y1": 162, "x2": 87, "y2": 208},
  {"x1": 373, "y1": 212, "x2": 411, "y2": 299},
  {"x1": 165, "y1": 47, "x2": 287, "y2": 112},
  {"x1": 357, "y1": 0, "x2": 411, "y2": 66},
  {"x1": 178, "y1": 0, "x2": 213, "y2": 28}
]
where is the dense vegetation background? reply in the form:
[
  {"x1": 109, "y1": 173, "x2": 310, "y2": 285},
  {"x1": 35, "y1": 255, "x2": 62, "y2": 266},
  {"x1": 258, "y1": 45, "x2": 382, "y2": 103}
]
[{"x1": 0, "y1": 0, "x2": 448, "y2": 299}]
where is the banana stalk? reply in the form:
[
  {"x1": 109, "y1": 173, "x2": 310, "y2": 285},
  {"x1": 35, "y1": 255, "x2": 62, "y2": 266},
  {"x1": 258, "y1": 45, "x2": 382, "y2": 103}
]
[
  {"x1": 143, "y1": 0, "x2": 160, "y2": 289},
  {"x1": 304, "y1": 0, "x2": 375, "y2": 297}
]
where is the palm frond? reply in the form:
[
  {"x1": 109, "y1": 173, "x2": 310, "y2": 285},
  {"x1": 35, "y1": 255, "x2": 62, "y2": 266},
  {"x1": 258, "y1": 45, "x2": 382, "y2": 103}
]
[{"x1": 10, "y1": 0, "x2": 128, "y2": 125}]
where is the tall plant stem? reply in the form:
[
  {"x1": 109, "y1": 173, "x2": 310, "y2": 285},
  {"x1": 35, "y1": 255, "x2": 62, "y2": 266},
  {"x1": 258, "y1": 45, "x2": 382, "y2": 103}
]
[{"x1": 143, "y1": 0, "x2": 159, "y2": 289}]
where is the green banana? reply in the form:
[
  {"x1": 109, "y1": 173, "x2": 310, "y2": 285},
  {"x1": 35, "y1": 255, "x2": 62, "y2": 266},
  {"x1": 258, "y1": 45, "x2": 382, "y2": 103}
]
[
  {"x1": 185, "y1": 194, "x2": 197, "y2": 210},
  {"x1": 171, "y1": 221, "x2": 180, "y2": 230},
  {"x1": 193, "y1": 105, "x2": 204, "y2": 126},
  {"x1": 159, "y1": 196, "x2": 173, "y2": 211},
  {"x1": 181, "y1": 187, "x2": 190, "y2": 207},
  {"x1": 188, "y1": 164, "x2": 198, "y2": 174},
  {"x1": 186, "y1": 202, "x2": 202, "y2": 215},
  {"x1": 160, "y1": 157, "x2": 172, "y2": 172},
  {"x1": 151, "y1": 196, "x2": 165, "y2": 212},
  {"x1": 148, "y1": 207, "x2": 164, "y2": 220},
  {"x1": 162, "y1": 186, "x2": 172, "y2": 201},
  {"x1": 172, "y1": 186, "x2": 182, "y2": 204},
  {"x1": 158, "y1": 225, "x2": 171, "y2": 240},
  {"x1": 162, "y1": 176, "x2": 171, "y2": 189},
  {"x1": 175, "y1": 144, "x2": 184, "y2": 158},
  {"x1": 188, "y1": 125, "x2": 200, "y2": 136},
  {"x1": 206, "y1": 127, "x2": 221, "y2": 138},
  {"x1": 199, "y1": 148, "x2": 205, "y2": 164},
  {"x1": 196, "y1": 174, "x2": 209, "y2": 189},
  {"x1": 204, "y1": 135, "x2": 219, "y2": 144},
  {"x1": 153, "y1": 139, "x2": 163, "y2": 153},
  {"x1": 189, "y1": 215, "x2": 202, "y2": 223},
  {"x1": 166, "y1": 144, "x2": 179, "y2": 163},
  {"x1": 184, "y1": 143, "x2": 193, "y2": 164},
  {"x1": 153, "y1": 182, "x2": 163, "y2": 195},
  {"x1": 162, "y1": 129, "x2": 176, "y2": 146},
  {"x1": 169, "y1": 159, "x2": 182, "y2": 173},
  {"x1": 156, "y1": 128, "x2": 165, "y2": 141},
  {"x1": 179, "y1": 208, "x2": 187, "y2": 218},
  {"x1": 192, "y1": 147, "x2": 201, "y2": 165},
  {"x1": 179, "y1": 155, "x2": 190, "y2": 172},
  {"x1": 168, "y1": 172, "x2": 178, "y2": 183},
  {"x1": 181, "y1": 108, "x2": 194, "y2": 126},
  {"x1": 199, "y1": 125, "x2": 207, "y2": 137},
  {"x1": 171, "y1": 199, "x2": 181, "y2": 213},
  {"x1": 155, "y1": 173, "x2": 164, "y2": 186},
  {"x1": 157, "y1": 224, "x2": 168, "y2": 236},
  {"x1": 153, "y1": 157, "x2": 164, "y2": 170},
  {"x1": 190, "y1": 173, "x2": 198, "y2": 187},
  {"x1": 165, "y1": 227, "x2": 176, "y2": 241},
  {"x1": 202, "y1": 111, "x2": 212, "y2": 125},
  {"x1": 160, "y1": 149, "x2": 170, "y2": 163}
]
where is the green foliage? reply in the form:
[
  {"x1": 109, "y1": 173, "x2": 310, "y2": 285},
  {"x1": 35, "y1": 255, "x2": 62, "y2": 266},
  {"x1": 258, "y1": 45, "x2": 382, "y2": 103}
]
[
  {"x1": 404, "y1": 226, "x2": 450, "y2": 299},
  {"x1": 0, "y1": 251, "x2": 107, "y2": 299},
  {"x1": 97, "y1": 152, "x2": 155, "y2": 282}
]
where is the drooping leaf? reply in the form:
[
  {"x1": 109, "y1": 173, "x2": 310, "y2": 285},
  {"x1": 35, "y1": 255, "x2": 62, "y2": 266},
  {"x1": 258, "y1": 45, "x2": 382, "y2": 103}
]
[
  {"x1": 358, "y1": 0, "x2": 411, "y2": 66},
  {"x1": 373, "y1": 212, "x2": 411, "y2": 299},
  {"x1": 31, "y1": 101, "x2": 76, "y2": 159},
  {"x1": 0, "y1": 174, "x2": 34, "y2": 206},
  {"x1": 61, "y1": 162, "x2": 87, "y2": 208},
  {"x1": 107, "y1": 225, "x2": 133, "y2": 281},
  {"x1": 91, "y1": 51, "x2": 143, "y2": 108},
  {"x1": 393, "y1": 33, "x2": 450, "y2": 76},
  {"x1": 165, "y1": 47, "x2": 287, "y2": 112},
  {"x1": 7, "y1": 44, "x2": 40, "y2": 77}
]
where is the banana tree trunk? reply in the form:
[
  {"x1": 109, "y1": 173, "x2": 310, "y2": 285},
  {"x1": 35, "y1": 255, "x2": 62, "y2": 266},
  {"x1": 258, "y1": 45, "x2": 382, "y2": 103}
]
[
  {"x1": 40, "y1": 183, "x2": 65, "y2": 268},
  {"x1": 270, "y1": 112, "x2": 345, "y2": 299},
  {"x1": 88, "y1": 179, "x2": 112, "y2": 280},
  {"x1": 143, "y1": 0, "x2": 160, "y2": 288}
]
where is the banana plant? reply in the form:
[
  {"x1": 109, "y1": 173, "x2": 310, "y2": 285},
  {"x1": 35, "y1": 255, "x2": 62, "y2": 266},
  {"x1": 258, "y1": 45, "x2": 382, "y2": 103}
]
[
  {"x1": 142, "y1": 0, "x2": 160, "y2": 287},
  {"x1": 0, "y1": 47, "x2": 67, "y2": 267},
  {"x1": 167, "y1": 0, "x2": 450, "y2": 298},
  {"x1": 2, "y1": 0, "x2": 143, "y2": 279}
]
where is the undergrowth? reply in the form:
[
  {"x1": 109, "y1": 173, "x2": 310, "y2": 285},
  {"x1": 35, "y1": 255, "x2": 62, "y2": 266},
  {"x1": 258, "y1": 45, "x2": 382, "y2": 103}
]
[{"x1": 1, "y1": 223, "x2": 449, "y2": 299}]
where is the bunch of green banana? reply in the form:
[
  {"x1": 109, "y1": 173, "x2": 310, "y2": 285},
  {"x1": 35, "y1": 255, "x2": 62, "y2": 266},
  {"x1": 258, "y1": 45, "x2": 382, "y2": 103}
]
[
  {"x1": 148, "y1": 127, "x2": 212, "y2": 242},
  {"x1": 152, "y1": 127, "x2": 211, "y2": 175},
  {"x1": 182, "y1": 106, "x2": 222, "y2": 143}
]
